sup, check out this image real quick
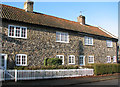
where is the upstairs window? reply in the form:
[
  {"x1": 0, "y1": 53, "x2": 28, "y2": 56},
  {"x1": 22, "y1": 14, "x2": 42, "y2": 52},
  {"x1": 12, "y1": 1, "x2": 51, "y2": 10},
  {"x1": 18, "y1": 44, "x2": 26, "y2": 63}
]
[
  {"x1": 106, "y1": 40, "x2": 113, "y2": 47},
  {"x1": 16, "y1": 54, "x2": 27, "y2": 66},
  {"x1": 107, "y1": 56, "x2": 111, "y2": 63},
  {"x1": 8, "y1": 25, "x2": 27, "y2": 38},
  {"x1": 56, "y1": 32, "x2": 69, "y2": 43},
  {"x1": 84, "y1": 36, "x2": 93, "y2": 45}
]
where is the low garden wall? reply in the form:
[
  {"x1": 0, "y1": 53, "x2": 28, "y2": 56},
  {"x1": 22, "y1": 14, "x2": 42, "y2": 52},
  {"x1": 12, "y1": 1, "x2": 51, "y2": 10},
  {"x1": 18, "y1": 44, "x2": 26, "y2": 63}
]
[{"x1": 4, "y1": 69, "x2": 94, "y2": 81}]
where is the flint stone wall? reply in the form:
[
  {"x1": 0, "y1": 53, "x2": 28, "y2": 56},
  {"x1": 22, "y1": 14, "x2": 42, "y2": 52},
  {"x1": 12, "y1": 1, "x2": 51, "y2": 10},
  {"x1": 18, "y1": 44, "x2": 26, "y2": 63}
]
[{"x1": 2, "y1": 20, "x2": 117, "y2": 69}]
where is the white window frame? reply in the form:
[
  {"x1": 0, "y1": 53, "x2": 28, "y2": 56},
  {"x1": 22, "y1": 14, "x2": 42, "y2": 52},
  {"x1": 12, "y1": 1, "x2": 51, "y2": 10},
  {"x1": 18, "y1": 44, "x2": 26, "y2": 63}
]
[
  {"x1": 56, "y1": 55, "x2": 64, "y2": 65},
  {"x1": 16, "y1": 54, "x2": 27, "y2": 66},
  {"x1": 84, "y1": 36, "x2": 93, "y2": 45},
  {"x1": 79, "y1": 55, "x2": 85, "y2": 65},
  {"x1": 113, "y1": 56, "x2": 116, "y2": 63},
  {"x1": 88, "y1": 55, "x2": 94, "y2": 63},
  {"x1": 8, "y1": 25, "x2": 27, "y2": 39},
  {"x1": 106, "y1": 40, "x2": 113, "y2": 47},
  {"x1": 68, "y1": 55, "x2": 75, "y2": 64},
  {"x1": 107, "y1": 56, "x2": 111, "y2": 63},
  {"x1": 56, "y1": 31, "x2": 69, "y2": 43}
]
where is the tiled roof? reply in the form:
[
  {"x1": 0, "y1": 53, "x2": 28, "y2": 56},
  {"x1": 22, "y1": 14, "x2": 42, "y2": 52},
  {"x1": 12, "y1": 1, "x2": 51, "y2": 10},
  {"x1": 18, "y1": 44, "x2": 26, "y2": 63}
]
[{"x1": 1, "y1": 4, "x2": 115, "y2": 39}]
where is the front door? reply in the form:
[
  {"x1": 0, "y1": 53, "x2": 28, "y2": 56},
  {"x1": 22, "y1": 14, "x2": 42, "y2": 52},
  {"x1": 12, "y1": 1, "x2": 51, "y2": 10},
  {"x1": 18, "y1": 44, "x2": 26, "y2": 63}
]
[
  {"x1": 0, "y1": 54, "x2": 7, "y2": 70},
  {"x1": 79, "y1": 55, "x2": 85, "y2": 66}
]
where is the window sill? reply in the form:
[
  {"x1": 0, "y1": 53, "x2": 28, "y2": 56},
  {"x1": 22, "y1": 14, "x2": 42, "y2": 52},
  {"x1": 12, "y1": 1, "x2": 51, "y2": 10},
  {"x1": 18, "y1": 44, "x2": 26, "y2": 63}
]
[
  {"x1": 80, "y1": 64, "x2": 85, "y2": 66},
  {"x1": 56, "y1": 41, "x2": 69, "y2": 43},
  {"x1": 85, "y1": 44, "x2": 93, "y2": 46},
  {"x1": 8, "y1": 36, "x2": 27, "y2": 39},
  {"x1": 88, "y1": 62, "x2": 94, "y2": 64},
  {"x1": 16, "y1": 64, "x2": 27, "y2": 66},
  {"x1": 107, "y1": 47, "x2": 113, "y2": 48},
  {"x1": 107, "y1": 62, "x2": 111, "y2": 63},
  {"x1": 68, "y1": 63, "x2": 75, "y2": 65}
]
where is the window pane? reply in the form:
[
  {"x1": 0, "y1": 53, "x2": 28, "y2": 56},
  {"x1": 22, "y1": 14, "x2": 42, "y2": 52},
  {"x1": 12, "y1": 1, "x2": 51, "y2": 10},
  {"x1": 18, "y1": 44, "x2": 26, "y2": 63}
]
[
  {"x1": 89, "y1": 56, "x2": 93, "y2": 63},
  {"x1": 16, "y1": 55, "x2": 21, "y2": 64},
  {"x1": 22, "y1": 56, "x2": 26, "y2": 65},
  {"x1": 16, "y1": 27, "x2": 20, "y2": 37},
  {"x1": 9, "y1": 26, "x2": 14, "y2": 36},
  {"x1": 107, "y1": 56, "x2": 111, "y2": 62},
  {"x1": 21, "y1": 28, "x2": 26, "y2": 37},
  {"x1": 69, "y1": 56, "x2": 71, "y2": 63},
  {"x1": 85, "y1": 37, "x2": 93, "y2": 45},
  {"x1": 56, "y1": 32, "x2": 60, "y2": 41},
  {"x1": 65, "y1": 33, "x2": 68, "y2": 42},
  {"x1": 60, "y1": 56, "x2": 63, "y2": 64},
  {"x1": 113, "y1": 56, "x2": 116, "y2": 62},
  {"x1": 61, "y1": 33, "x2": 65, "y2": 41},
  {"x1": 16, "y1": 54, "x2": 27, "y2": 66},
  {"x1": 72, "y1": 57, "x2": 74, "y2": 63},
  {"x1": 80, "y1": 57, "x2": 83, "y2": 64},
  {"x1": 90, "y1": 38, "x2": 92, "y2": 44},
  {"x1": 56, "y1": 56, "x2": 59, "y2": 58},
  {"x1": 56, "y1": 55, "x2": 64, "y2": 64},
  {"x1": 69, "y1": 56, "x2": 75, "y2": 64},
  {"x1": 85, "y1": 37, "x2": 88, "y2": 45},
  {"x1": 107, "y1": 40, "x2": 112, "y2": 47}
]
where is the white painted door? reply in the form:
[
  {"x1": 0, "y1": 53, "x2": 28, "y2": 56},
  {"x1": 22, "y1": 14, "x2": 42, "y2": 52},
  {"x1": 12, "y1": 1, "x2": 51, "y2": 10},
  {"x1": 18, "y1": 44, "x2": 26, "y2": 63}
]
[
  {"x1": 0, "y1": 54, "x2": 7, "y2": 70},
  {"x1": 79, "y1": 55, "x2": 85, "y2": 66}
]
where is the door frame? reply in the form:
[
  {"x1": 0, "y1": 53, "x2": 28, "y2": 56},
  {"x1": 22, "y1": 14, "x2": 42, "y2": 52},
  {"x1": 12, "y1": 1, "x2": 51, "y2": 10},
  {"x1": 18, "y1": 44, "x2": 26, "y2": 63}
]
[
  {"x1": 79, "y1": 55, "x2": 85, "y2": 66},
  {"x1": 0, "y1": 53, "x2": 7, "y2": 70}
]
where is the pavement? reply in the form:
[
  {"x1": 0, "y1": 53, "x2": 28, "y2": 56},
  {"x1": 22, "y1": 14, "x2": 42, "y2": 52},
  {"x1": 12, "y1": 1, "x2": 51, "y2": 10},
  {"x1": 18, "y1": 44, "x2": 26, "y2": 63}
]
[{"x1": 1, "y1": 73, "x2": 119, "y2": 87}]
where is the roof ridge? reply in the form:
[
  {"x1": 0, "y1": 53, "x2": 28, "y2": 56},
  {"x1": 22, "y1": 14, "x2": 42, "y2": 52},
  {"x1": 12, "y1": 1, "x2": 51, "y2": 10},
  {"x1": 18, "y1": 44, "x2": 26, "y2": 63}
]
[
  {"x1": 1, "y1": 4, "x2": 100, "y2": 29},
  {"x1": 34, "y1": 12, "x2": 81, "y2": 25},
  {"x1": 1, "y1": 4, "x2": 25, "y2": 11},
  {"x1": 1, "y1": 4, "x2": 81, "y2": 25},
  {"x1": 98, "y1": 26, "x2": 117, "y2": 39}
]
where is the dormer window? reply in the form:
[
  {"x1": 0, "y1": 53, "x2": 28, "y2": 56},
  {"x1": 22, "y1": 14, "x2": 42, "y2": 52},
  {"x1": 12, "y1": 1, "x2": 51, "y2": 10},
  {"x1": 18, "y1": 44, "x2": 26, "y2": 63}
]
[{"x1": 8, "y1": 25, "x2": 27, "y2": 39}]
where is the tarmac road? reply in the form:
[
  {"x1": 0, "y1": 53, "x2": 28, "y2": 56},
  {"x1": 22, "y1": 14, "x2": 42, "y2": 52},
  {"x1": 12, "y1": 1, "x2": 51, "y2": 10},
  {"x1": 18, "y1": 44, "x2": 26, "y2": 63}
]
[
  {"x1": 80, "y1": 79, "x2": 118, "y2": 85},
  {"x1": 1, "y1": 74, "x2": 119, "y2": 87}
]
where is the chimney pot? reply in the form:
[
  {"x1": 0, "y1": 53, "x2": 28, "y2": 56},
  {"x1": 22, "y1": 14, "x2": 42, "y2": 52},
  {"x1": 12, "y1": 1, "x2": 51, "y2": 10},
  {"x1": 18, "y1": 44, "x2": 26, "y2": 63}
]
[
  {"x1": 77, "y1": 15, "x2": 85, "y2": 25},
  {"x1": 24, "y1": 0, "x2": 34, "y2": 12}
]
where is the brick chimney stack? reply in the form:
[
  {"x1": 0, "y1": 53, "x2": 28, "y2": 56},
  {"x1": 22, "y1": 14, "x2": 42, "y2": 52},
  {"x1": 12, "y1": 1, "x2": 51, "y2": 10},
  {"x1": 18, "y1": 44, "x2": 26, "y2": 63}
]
[
  {"x1": 24, "y1": 0, "x2": 34, "y2": 12},
  {"x1": 77, "y1": 15, "x2": 85, "y2": 25}
]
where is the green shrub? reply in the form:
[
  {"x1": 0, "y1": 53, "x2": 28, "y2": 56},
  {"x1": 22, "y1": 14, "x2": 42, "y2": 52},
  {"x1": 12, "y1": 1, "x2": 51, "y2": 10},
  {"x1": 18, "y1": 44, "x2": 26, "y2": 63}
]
[
  {"x1": 14, "y1": 65, "x2": 80, "y2": 70},
  {"x1": 94, "y1": 64, "x2": 120, "y2": 75},
  {"x1": 14, "y1": 66, "x2": 27, "y2": 70},
  {"x1": 81, "y1": 65, "x2": 94, "y2": 69},
  {"x1": 47, "y1": 58, "x2": 62, "y2": 66}
]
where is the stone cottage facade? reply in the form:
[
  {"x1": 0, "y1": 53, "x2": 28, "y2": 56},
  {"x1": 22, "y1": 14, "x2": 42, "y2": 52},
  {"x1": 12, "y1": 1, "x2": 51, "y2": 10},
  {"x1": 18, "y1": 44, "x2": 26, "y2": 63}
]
[{"x1": 0, "y1": 1, "x2": 118, "y2": 69}]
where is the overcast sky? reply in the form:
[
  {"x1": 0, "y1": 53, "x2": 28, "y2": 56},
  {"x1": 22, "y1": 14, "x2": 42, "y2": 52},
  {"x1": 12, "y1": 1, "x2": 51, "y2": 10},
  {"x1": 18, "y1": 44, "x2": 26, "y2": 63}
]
[{"x1": 1, "y1": 1, "x2": 118, "y2": 37}]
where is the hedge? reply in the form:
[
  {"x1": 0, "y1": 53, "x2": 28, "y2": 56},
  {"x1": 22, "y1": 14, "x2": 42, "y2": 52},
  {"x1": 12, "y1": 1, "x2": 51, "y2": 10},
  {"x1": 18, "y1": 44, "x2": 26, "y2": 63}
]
[
  {"x1": 45, "y1": 58, "x2": 62, "y2": 66},
  {"x1": 94, "y1": 64, "x2": 120, "y2": 75},
  {"x1": 14, "y1": 65, "x2": 80, "y2": 70}
]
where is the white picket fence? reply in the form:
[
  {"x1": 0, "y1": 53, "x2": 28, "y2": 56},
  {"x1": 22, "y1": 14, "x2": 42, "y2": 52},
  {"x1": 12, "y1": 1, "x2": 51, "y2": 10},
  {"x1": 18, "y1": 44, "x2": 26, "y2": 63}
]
[{"x1": 0, "y1": 69, "x2": 94, "y2": 82}]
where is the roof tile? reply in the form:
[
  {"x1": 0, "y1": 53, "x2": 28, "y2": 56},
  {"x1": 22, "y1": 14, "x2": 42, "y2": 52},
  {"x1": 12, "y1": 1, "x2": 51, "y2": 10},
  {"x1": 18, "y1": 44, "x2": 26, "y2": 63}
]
[{"x1": 1, "y1": 4, "x2": 114, "y2": 38}]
